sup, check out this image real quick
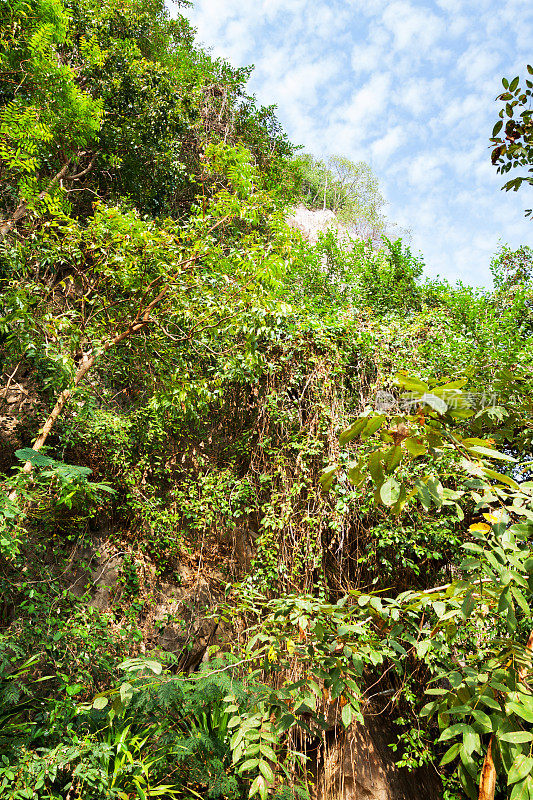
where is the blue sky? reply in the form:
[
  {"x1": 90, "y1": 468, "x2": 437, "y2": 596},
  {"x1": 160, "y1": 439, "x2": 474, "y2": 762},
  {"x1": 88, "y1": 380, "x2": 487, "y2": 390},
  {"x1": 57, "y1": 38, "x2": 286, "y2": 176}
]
[{"x1": 182, "y1": 0, "x2": 533, "y2": 286}]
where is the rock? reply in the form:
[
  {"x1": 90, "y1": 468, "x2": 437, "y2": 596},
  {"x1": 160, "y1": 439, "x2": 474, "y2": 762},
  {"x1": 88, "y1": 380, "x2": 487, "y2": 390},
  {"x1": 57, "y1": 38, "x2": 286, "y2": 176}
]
[
  {"x1": 286, "y1": 205, "x2": 351, "y2": 246},
  {"x1": 154, "y1": 579, "x2": 221, "y2": 671},
  {"x1": 318, "y1": 716, "x2": 441, "y2": 800},
  {"x1": 90, "y1": 549, "x2": 124, "y2": 610}
]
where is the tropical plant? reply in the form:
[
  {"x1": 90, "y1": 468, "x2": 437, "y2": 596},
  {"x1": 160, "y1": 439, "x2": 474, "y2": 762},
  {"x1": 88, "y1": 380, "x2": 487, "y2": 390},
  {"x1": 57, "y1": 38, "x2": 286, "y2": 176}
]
[{"x1": 490, "y1": 67, "x2": 533, "y2": 216}]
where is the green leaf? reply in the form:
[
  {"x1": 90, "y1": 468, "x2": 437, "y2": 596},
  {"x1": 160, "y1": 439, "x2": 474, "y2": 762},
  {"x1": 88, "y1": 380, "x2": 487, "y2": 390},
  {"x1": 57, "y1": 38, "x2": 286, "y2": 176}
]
[
  {"x1": 394, "y1": 373, "x2": 429, "y2": 393},
  {"x1": 482, "y1": 468, "x2": 521, "y2": 490},
  {"x1": 439, "y1": 723, "x2": 475, "y2": 742},
  {"x1": 15, "y1": 448, "x2": 55, "y2": 467},
  {"x1": 471, "y1": 710, "x2": 492, "y2": 733},
  {"x1": 466, "y1": 445, "x2": 516, "y2": 462},
  {"x1": 92, "y1": 696, "x2": 108, "y2": 710},
  {"x1": 319, "y1": 464, "x2": 338, "y2": 490},
  {"x1": 404, "y1": 438, "x2": 426, "y2": 458},
  {"x1": 361, "y1": 415, "x2": 386, "y2": 440},
  {"x1": 347, "y1": 460, "x2": 365, "y2": 486},
  {"x1": 341, "y1": 703, "x2": 353, "y2": 727},
  {"x1": 511, "y1": 587, "x2": 531, "y2": 617},
  {"x1": 414, "y1": 480, "x2": 432, "y2": 509},
  {"x1": 507, "y1": 702, "x2": 533, "y2": 724},
  {"x1": 339, "y1": 419, "x2": 368, "y2": 446},
  {"x1": 239, "y1": 759, "x2": 260, "y2": 773},
  {"x1": 509, "y1": 755, "x2": 533, "y2": 785},
  {"x1": 249, "y1": 774, "x2": 266, "y2": 800},
  {"x1": 440, "y1": 742, "x2": 461, "y2": 765},
  {"x1": 498, "y1": 731, "x2": 533, "y2": 744},
  {"x1": 461, "y1": 591, "x2": 475, "y2": 619},
  {"x1": 119, "y1": 682, "x2": 134, "y2": 704},
  {"x1": 258, "y1": 760, "x2": 275, "y2": 783},
  {"x1": 368, "y1": 451, "x2": 384, "y2": 488},
  {"x1": 258, "y1": 744, "x2": 277, "y2": 762},
  {"x1": 383, "y1": 445, "x2": 402, "y2": 472},
  {"x1": 380, "y1": 478, "x2": 401, "y2": 506},
  {"x1": 478, "y1": 693, "x2": 501, "y2": 711},
  {"x1": 511, "y1": 777, "x2": 533, "y2": 800},
  {"x1": 462, "y1": 728, "x2": 480, "y2": 756}
]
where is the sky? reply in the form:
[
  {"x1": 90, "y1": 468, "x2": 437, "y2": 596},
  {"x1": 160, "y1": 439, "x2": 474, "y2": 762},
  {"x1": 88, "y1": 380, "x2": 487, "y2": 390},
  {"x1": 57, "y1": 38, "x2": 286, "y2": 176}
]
[{"x1": 181, "y1": 0, "x2": 533, "y2": 286}]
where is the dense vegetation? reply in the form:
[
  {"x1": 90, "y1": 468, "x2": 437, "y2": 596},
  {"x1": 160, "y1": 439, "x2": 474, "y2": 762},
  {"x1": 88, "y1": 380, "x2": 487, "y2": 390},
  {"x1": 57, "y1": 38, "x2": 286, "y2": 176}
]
[{"x1": 1, "y1": 2, "x2": 533, "y2": 799}]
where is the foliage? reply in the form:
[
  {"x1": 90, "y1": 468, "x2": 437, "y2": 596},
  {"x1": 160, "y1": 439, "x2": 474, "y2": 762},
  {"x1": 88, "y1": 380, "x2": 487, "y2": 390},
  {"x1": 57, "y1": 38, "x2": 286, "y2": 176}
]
[
  {"x1": 0, "y1": 0, "x2": 103, "y2": 222},
  {"x1": 293, "y1": 153, "x2": 394, "y2": 243},
  {"x1": 490, "y1": 66, "x2": 533, "y2": 216},
  {"x1": 491, "y1": 243, "x2": 533, "y2": 289},
  {"x1": 320, "y1": 373, "x2": 533, "y2": 797},
  {"x1": 2, "y1": 0, "x2": 533, "y2": 798}
]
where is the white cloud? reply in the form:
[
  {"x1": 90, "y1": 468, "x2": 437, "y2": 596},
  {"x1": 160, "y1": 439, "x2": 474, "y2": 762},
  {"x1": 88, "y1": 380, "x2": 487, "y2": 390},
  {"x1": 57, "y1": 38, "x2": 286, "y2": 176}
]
[
  {"x1": 339, "y1": 73, "x2": 392, "y2": 130},
  {"x1": 371, "y1": 126, "x2": 405, "y2": 162},
  {"x1": 457, "y1": 45, "x2": 501, "y2": 85},
  {"x1": 181, "y1": 0, "x2": 533, "y2": 287},
  {"x1": 382, "y1": 1, "x2": 445, "y2": 51}
]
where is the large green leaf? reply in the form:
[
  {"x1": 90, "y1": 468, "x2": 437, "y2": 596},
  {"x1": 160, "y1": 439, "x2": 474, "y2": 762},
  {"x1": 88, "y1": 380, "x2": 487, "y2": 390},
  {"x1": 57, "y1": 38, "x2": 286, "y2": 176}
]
[
  {"x1": 507, "y1": 702, "x2": 533, "y2": 724},
  {"x1": 380, "y1": 478, "x2": 401, "y2": 506},
  {"x1": 339, "y1": 418, "x2": 368, "y2": 446},
  {"x1": 439, "y1": 723, "x2": 475, "y2": 742},
  {"x1": 482, "y1": 467, "x2": 521, "y2": 490},
  {"x1": 393, "y1": 373, "x2": 428, "y2": 393},
  {"x1": 404, "y1": 437, "x2": 426, "y2": 458},
  {"x1": 319, "y1": 464, "x2": 338, "y2": 490},
  {"x1": 498, "y1": 731, "x2": 533, "y2": 744},
  {"x1": 467, "y1": 445, "x2": 516, "y2": 462},
  {"x1": 511, "y1": 776, "x2": 533, "y2": 800},
  {"x1": 15, "y1": 448, "x2": 55, "y2": 467},
  {"x1": 361, "y1": 415, "x2": 386, "y2": 440},
  {"x1": 509, "y1": 755, "x2": 533, "y2": 785}
]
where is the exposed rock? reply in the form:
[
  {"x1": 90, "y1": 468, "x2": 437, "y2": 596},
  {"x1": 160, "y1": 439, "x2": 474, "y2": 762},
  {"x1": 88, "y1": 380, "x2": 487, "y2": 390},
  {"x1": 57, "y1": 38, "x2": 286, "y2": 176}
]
[
  {"x1": 154, "y1": 577, "x2": 222, "y2": 672},
  {"x1": 286, "y1": 205, "x2": 351, "y2": 246},
  {"x1": 90, "y1": 547, "x2": 125, "y2": 610},
  {"x1": 318, "y1": 715, "x2": 441, "y2": 800}
]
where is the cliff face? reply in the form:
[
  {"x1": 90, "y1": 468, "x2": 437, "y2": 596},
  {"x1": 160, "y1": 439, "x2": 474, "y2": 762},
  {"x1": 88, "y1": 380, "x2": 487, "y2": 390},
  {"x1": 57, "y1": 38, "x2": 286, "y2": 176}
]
[{"x1": 287, "y1": 205, "x2": 351, "y2": 246}]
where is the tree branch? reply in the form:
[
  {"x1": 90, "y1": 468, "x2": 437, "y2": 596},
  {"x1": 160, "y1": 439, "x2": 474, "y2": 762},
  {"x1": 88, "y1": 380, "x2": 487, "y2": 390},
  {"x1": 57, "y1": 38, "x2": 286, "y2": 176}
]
[{"x1": 0, "y1": 162, "x2": 72, "y2": 239}]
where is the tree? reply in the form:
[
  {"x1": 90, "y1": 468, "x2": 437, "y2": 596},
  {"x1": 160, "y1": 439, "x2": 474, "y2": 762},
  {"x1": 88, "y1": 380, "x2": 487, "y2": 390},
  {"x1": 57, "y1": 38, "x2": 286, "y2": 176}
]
[
  {"x1": 293, "y1": 154, "x2": 395, "y2": 245},
  {"x1": 490, "y1": 243, "x2": 533, "y2": 289},
  {"x1": 490, "y1": 67, "x2": 533, "y2": 217},
  {"x1": 0, "y1": 0, "x2": 294, "y2": 236},
  {"x1": 0, "y1": 0, "x2": 103, "y2": 236}
]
